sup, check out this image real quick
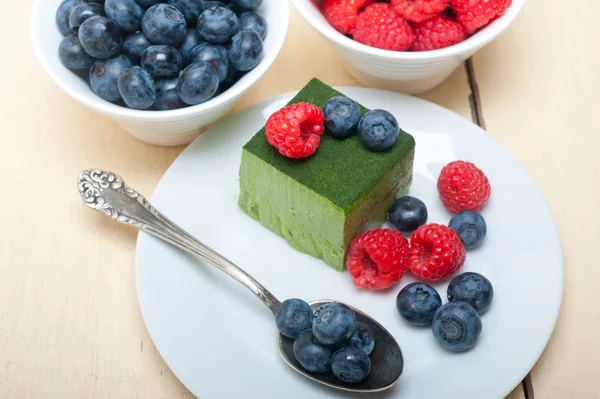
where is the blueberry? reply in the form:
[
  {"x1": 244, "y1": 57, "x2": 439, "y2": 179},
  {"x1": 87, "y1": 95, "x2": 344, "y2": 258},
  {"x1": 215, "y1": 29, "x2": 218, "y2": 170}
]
[
  {"x1": 122, "y1": 31, "x2": 152, "y2": 64},
  {"x1": 105, "y1": 0, "x2": 144, "y2": 32},
  {"x1": 201, "y1": 1, "x2": 227, "y2": 10},
  {"x1": 177, "y1": 61, "x2": 219, "y2": 105},
  {"x1": 89, "y1": 55, "x2": 132, "y2": 102},
  {"x1": 118, "y1": 66, "x2": 156, "y2": 109},
  {"x1": 388, "y1": 196, "x2": 428, "y2": 234},
  {"x1": 133, "y1": 0, "x2": 161, "y2": 7},
  {"x1": 449, "y1": 211, "x2": 487, "y2": 250},
  {"x1": 312, "y1": 302, "x2": 356, "y2": 346},
  {"x1": 168, "y1": 0, "x2": 205, "y2": 24},
  {"x1": 231, "y1": 0, "x2": 262, "y2": 11},
  {"x1": 432, "y1": 302, "x2": 482, "y2": 352},
  {"x1": 154, "y1": 78, "x2": 187, "y2": 110},
  {"x1": 56, "y1": 0, "x2": 84, "y2": 36},
  {"x1": 142, "y1": 4, "x2": 187, "y2": 46},
  {"x1": 197, "y1": 6, "x2": 239, "y2": 44},
  {"x1": 178, "y1": 28, "x2": 205, "y2": 65},
  {"x1": 68, "y1": 3, "x2": 104, "y2": 33},
  {"x1": 178, "y1": 29, "x2": 206, "y2": 63},
  {"x1": 228, "y1": 29, "x2": 263, "y2": 72},
  {"x1": 275, "y1": 299, "x2": 314, "y2": 339},
  {"x1": 396, "y1": 282, "x2": 442, "y2": 326},
  {"x1": 142, "y1": 45, "x2": 183, "y2": 77},
  {"x1": 358, "y1": 110, "x2": 400, "y2": 152},
  {"x1": 78, "y1": 16, "x2": 122, "y2": 59},
  {"x1": 447, "y1": 272, "x2": 494, "y2": 314},
  {"x1": 331, "y1": 347, "x2": 371, "y2": 383},
  {"x1": 293, "y1": 329, "x2": 334, "y2": 373},
  {"x1": 59, "y1": 34, "x2": 95, "y2": 70},
  {"x1": 239, "y1": 12, "x2": 267, "y2": 40},
  {"x1": 220, "y1": 66, "x2": 244, "y2": 91},
  {"x1": 322, "y1": 96, "x2": 361, "y2": 138},
  {"x1": 346, "y1": 322, "x2": 374, "y2": 355},
  {"x1": 189, "y1": 43, "x2": 228, "y2": 82}
]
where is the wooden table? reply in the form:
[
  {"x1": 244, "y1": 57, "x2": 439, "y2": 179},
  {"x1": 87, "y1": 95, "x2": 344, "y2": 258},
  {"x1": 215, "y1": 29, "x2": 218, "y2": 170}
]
[{"x1": 1, "y1": 1, "x2": 599, "y2": 397}]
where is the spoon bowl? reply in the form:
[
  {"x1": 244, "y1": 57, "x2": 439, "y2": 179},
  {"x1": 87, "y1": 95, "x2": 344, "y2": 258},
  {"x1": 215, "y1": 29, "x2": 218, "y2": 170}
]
[
  {"x1": 78, "y1": 169, "x2": 404, "y2": 393},
  {"x1": 279, "y1": 299, "x2": 404, "y2": 393}
]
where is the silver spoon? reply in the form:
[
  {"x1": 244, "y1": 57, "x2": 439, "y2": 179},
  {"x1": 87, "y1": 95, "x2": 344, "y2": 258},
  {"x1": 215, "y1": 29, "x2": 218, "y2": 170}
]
[{"x1": 78, "y1": 168, "x2": 404, "y2": 393}]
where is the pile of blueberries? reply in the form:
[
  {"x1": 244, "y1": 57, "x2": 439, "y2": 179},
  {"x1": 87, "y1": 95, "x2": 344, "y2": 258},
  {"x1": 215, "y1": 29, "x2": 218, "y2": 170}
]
[
  {"x1": 276, "y1": 299, "x2": 375, "y2": 384},
  {"x1": 56, "y1": 0, "x2": 266, "y2": 110},
  {"x1": 397, "y1": 272, "x2": 493, "y2": 352},
  {"x1": 387, "y1": 195, "x2": 493, "y2": 352},
  {"x1": 322, "y1": 96, "x2": 400, "y2": 152}
]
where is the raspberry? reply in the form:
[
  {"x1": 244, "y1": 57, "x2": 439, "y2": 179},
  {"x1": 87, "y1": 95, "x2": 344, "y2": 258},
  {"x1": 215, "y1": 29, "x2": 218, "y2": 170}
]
[
  {"x1": 411, "y1": 15, "x2": 466, "y2": 51},
  {"x1": 391, "y1": 0, "x2": 450, "y2": 23},
  {"x1": 496, "y1": 0, "x2": 512, "y2": 15},
  {"x1": 437, "y1": 160, "x2": 491, "y2": 213},
  {"x1": 265, "y1": 103, "x2": 325, "y2": 159},
  {"x1": 354, "y1": 3, "x2": 415, "y2": 51},
  {"x1": 323, "y1": 0, "x2": 375, "y2": 35},
  {"x1": 347, "y1": 229, "x2": 409, "y2": 290},
  {"x1": 450, "y1": 0, "x2": 508, "y2": 34},
  {"x1": 486, "y1": 0, "x2": 512, "y2": 25},
  {"x1": 408, "y1": 224, "x2": 466, "y2": 281}
]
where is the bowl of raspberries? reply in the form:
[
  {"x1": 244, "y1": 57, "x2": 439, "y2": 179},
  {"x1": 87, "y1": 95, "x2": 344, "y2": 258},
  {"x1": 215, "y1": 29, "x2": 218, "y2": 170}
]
[
  {"x1": 292, "y1": 0, "x2": 525, "y2": 94},
  {"x1": 32, "y1": 0, "x2": 289, "y2": 146}
]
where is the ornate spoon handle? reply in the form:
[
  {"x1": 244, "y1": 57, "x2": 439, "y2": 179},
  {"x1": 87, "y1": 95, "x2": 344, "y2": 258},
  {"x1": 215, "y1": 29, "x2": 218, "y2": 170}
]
[{"x1": 78, "y1": 169, "x2": 281, "y2": 315}]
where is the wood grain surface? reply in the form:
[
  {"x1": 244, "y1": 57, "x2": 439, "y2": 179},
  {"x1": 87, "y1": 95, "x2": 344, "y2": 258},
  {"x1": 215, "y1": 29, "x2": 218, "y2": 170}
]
[{"x1": 1, "y1": 0, "x2": 598, "y2": 397}]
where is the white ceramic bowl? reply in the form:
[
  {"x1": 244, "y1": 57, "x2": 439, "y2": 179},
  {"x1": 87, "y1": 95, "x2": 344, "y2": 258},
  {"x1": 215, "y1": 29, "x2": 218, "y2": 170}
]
[
  {"x1": 291, "y1": 0, "x2": 525, "y2": 94},
  {"x1": 31, "y1": 0, "x2": 289, "y2": 146}
]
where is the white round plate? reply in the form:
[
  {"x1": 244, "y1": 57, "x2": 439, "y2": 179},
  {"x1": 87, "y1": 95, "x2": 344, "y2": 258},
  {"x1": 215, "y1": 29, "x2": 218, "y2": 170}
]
[{"x1": 136, "y1": 87, "x2": 563, "y2": 399}]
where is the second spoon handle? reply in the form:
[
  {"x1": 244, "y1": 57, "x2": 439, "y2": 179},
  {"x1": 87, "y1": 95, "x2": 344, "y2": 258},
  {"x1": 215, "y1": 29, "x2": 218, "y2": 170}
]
[{"x1": 78, "y1": 169, "x2": 281, "y2": 315}]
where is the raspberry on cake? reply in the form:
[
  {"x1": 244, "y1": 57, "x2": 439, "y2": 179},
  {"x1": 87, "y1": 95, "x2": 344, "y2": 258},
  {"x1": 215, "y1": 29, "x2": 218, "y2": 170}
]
[
  {"x1": 353, "y1": 3, "x2": 415, "y2": 51},
  {"x1": 238, "y1": 78, "x2": 416, "y2": 271},
  {"x1": 265, "y1": 102, "x2": 325, "y2": 159},
  {"x1": 391, "y1": 0, "x2": 451, "y2": 23}
]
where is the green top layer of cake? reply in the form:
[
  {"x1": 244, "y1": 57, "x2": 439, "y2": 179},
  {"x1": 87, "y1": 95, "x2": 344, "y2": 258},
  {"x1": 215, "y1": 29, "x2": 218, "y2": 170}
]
[{"x1": 242, "y1": 78, "x2": 416, "y2": 214}]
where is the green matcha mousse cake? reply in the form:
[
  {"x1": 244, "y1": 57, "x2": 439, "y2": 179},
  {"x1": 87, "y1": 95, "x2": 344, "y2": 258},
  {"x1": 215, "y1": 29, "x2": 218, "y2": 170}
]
[{"x1": 238, "y1": 78, "x2": 415, "y2": 271}]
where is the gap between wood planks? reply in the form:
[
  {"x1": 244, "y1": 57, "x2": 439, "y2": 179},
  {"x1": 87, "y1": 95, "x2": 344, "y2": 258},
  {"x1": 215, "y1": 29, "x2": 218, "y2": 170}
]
[{"x1": 463, "y1": 58, "x2": 535, "y2": 399}]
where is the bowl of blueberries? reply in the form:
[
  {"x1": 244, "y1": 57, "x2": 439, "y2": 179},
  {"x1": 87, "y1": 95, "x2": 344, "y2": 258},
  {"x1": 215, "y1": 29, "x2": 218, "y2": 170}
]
[{"x1": 32, "y1": 0, "x2": 289, "y2": 146}]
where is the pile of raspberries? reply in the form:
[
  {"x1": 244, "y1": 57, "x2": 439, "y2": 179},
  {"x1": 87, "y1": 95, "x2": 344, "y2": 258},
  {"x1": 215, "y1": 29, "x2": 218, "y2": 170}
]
[{"x1": 323, "y1": 0, "x2": 512, "y2": 52}]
